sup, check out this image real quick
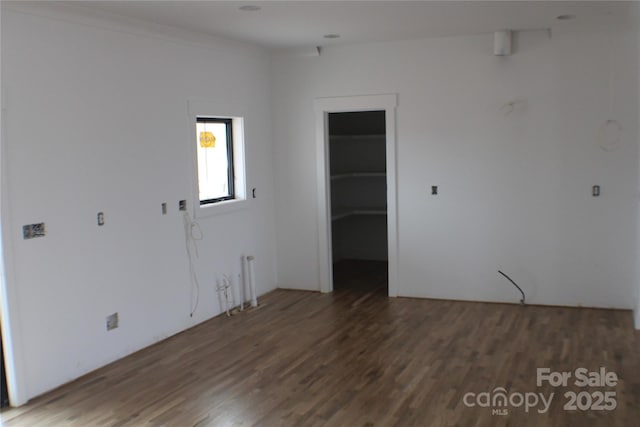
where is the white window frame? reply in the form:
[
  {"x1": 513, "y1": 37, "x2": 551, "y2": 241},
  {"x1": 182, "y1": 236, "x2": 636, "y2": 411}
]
[{"x1": 187, "y1": 99, "x2": 247, "y2": 218}]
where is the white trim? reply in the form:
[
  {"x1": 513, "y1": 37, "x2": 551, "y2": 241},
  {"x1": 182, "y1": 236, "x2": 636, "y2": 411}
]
[
  {"x1": 187, "y1": 99, "x2": 248, "y2": 219},
  {"x1": 635, "y1": 309, "x2": 640, "y2": 330},
  {"x1": 1, "y1": 71, "x2": 30, "y2": 405},
  {"x1": 314, "y1": 110, "x2": 332, "y2": 293},
  {"x1": 314, "y1": 94, "x2": 399, "y2": 297}
]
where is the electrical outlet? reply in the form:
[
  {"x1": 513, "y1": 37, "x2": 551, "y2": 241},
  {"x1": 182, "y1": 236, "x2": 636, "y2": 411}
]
[
  {"x1": 106, "y1": 312, "x2": 119, "y2": 331},
  {"x1": 161, "y1": 202, "x2": 167, "y2": 215},
  {"x1": 179, "y1": 200, "x2": 187, "y2": 211},
  {"x1": 23, "y1": 223, "x2": 46, "y2": 239},
  {"x1": 97, "y1": 212, "x2": 105, "y2": 226}
]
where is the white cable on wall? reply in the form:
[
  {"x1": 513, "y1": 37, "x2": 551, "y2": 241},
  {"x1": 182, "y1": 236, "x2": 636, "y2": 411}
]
[
  {"x1": 598, "y1": 31, "x2": 623, "y2": 152},
  {"x1": 500, "y1": 98, "x2": 526, "y2": 116},
  {"x1": 182, "y1": 211, "x2": 203, "y2": 317},
  {"x1": 217, "y1": 274, "x2": 232, "y2": 317},
  {"x1": 598, "y1": 119, "x2": 623, "y2": 152}
]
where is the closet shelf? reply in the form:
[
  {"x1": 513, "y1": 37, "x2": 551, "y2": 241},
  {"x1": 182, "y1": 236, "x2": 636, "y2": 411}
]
[
  {"x1": 331, "y1": 207, "x2": 387, "y2": 221},
  {"x1": 329, "y1": 134, "x2": 385, "y2": 141},
  {"x1": 330, "y1": 172, "x2": 386, "y2": 181}
]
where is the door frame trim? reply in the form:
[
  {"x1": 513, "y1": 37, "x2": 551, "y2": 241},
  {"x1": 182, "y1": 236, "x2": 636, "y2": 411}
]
[{"x1": 314, "y1": 94, "x2": 398, "y2": 296}]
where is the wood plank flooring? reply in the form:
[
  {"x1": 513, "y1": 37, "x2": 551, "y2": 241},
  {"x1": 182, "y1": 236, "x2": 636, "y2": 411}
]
[{"x1": 1, "y1": 288, "x2": 639, "y2": 426}]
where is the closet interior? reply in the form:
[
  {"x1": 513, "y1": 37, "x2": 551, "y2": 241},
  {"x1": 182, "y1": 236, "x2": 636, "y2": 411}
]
[{"x1": 328, "y1": 111, "x2": 388, "y2": 294}]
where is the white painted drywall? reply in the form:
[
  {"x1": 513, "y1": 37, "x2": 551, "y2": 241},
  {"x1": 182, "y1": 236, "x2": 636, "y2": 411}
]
[
  {"x1": 1, "y1": 4, "x2": 277, "y2": 402},
  {"x1": 0, "y1": 2, "x2": 29, "y2": 407},
  {"x1": 272, "y1": 27, "x2": 639, "y2": 308}
]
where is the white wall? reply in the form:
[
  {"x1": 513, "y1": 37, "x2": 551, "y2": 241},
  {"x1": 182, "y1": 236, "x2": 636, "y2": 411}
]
[
  {"x1": 273, "y1": 27, "x2": 639, "y2": 308},
  {"x1": 1, "y1": 4, "x2": 277, "y2": 403}
]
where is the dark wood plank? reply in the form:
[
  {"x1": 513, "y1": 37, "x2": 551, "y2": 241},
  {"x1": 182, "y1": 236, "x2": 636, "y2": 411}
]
[{"x1": 1, "y1": 288, "x2": 639, "y2": 426}]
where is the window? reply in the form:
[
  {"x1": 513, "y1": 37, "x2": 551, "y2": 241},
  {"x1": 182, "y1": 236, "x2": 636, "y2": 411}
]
[
  {"x1": 196, "y1": 117, "x2": 234, "y2": 205},
  {"x1": 188, "y1": 100, "x2": 247, "y2": 217}
]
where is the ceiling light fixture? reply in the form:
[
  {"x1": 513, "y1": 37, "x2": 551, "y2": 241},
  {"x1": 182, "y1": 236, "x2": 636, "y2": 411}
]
[
  {"x1": 323, "y1": 34, "x2": 340, "y2": 39},
  {"x1": 239, "y1": 5, "x2": 261, "y2": 12},
  {"x1": 556, "y1": 14, "x2": 577, "y2": 21}
]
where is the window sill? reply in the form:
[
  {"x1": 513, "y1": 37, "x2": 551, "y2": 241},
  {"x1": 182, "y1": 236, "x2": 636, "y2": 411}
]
[{"x1": 196, "y1": 198, "x2": 249, "y2": 218}]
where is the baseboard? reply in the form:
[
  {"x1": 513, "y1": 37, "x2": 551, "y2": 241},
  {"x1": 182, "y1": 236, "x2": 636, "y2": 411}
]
[{"x1": 635, "y1": 308, "x2": 640, "y2": 330}]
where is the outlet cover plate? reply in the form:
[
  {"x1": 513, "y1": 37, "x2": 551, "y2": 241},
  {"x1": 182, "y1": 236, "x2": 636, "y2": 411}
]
[
  {"x1": 106, "y1": 312, "x2": 119, "y2": 331},
  {"x1": 23, "y1": 223, "x2": 46, "y2": 239}
]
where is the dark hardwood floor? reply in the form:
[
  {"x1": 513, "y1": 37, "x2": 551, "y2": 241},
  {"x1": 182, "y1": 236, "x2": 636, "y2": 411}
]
[{"x1": 1, "y1": 287, "x2": 639, "y2": 426}]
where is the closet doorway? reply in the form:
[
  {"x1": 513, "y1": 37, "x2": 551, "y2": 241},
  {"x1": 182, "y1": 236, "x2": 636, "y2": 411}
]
[
  {"x1": 314, "y1": 94, "x2": 398, "y2": 297},
  {"x1": 328, "y1": 111, "x2": 388, "y2": 294}
]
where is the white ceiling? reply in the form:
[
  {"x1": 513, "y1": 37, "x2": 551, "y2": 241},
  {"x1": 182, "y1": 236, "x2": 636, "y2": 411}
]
[{"x1": 74, "y1": 1, "x2": 635, "y2": 49}]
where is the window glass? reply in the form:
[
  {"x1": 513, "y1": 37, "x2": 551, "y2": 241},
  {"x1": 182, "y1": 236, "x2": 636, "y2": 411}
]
[{"x1": 196, "y1": 118, "x2": 234, "y2": 204}]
